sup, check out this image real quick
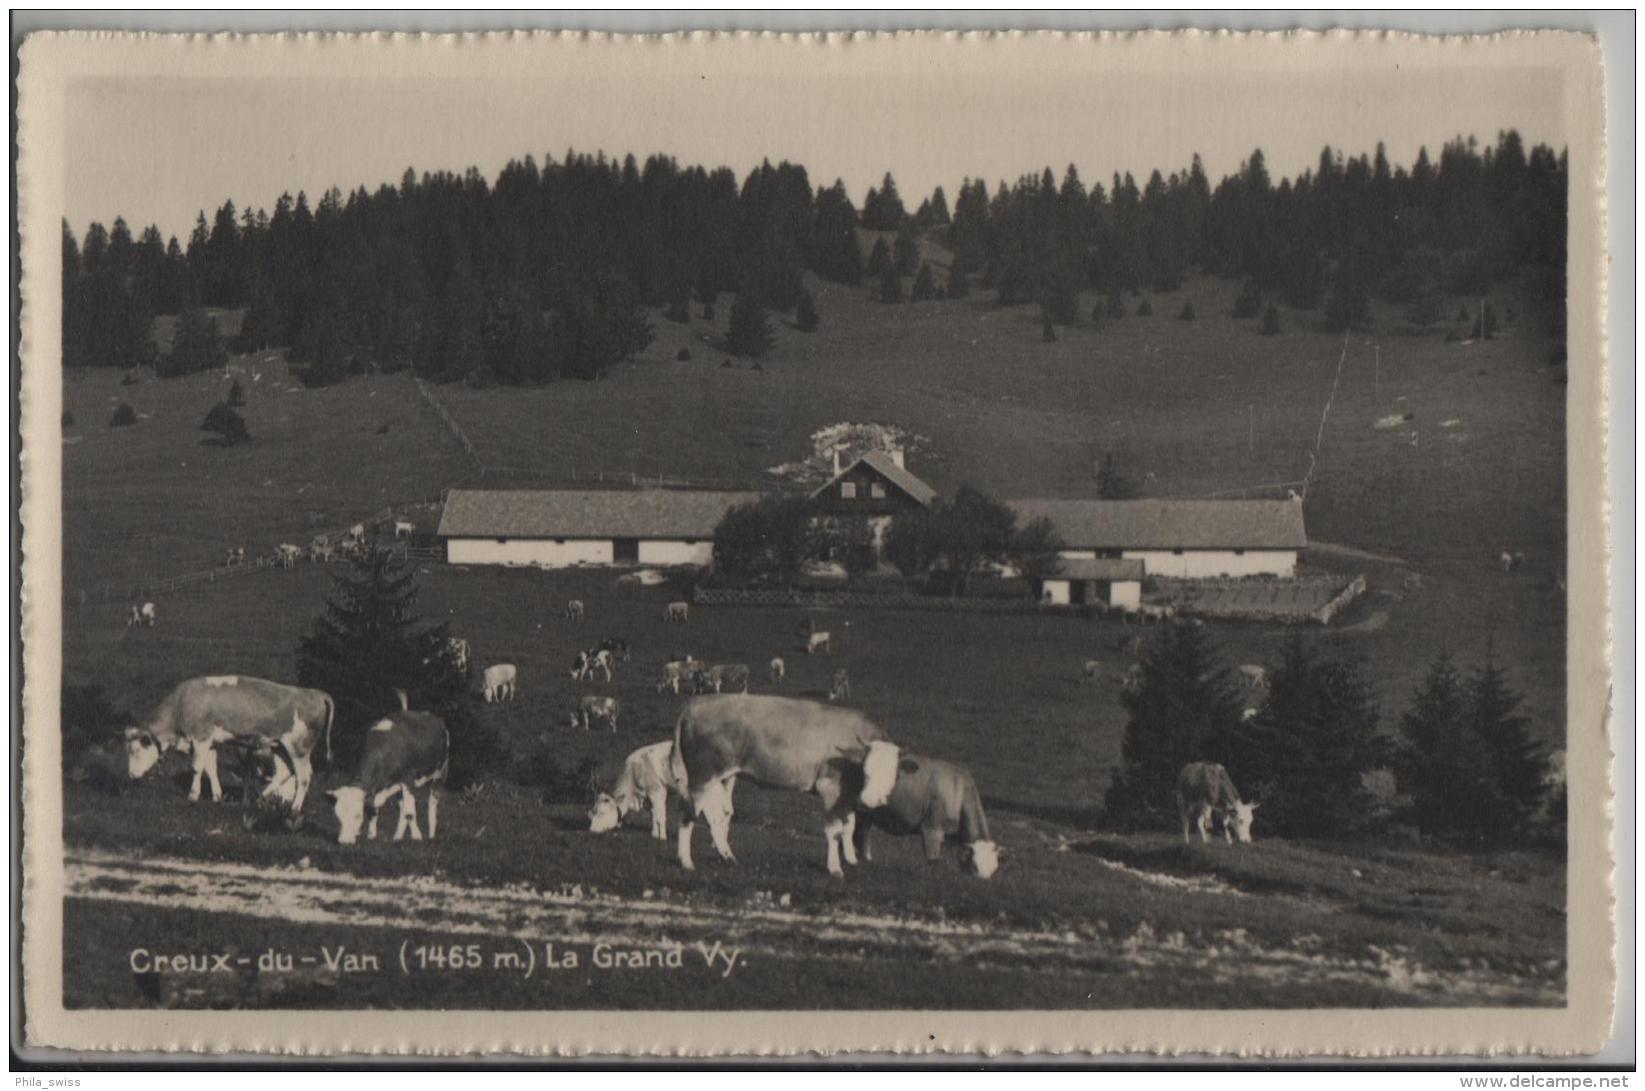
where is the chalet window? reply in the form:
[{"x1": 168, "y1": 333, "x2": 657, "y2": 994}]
[
  {"x1": 497, "y1": 538, "x2": 509, "y2": 544},
  {"x1": 1234, "y1": 549, "x2": 1246, "y2": 556},
  {"x1": 1172, "y1": 548, "x2": 1184, "y2": 556},
  {"x1": 870, "y1": 482, "x2": 886, "y2": 499},
  {"x1": 555, "y1": 538, "x2": 566, "y2": 545},
  {"x1": 841, "y1": 482, "x2": 857, "y2": 499}
]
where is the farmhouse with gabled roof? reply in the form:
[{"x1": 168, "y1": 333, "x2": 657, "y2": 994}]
[{"x1": 437, "y1": 488, "x2": 761, "y2": 568}]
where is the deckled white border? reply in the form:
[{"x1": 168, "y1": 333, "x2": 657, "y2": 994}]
[{"x1": 16, "y1": 28, "x2": 1614, "y2": 1058}]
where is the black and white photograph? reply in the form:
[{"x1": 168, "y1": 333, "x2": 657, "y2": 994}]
[{"x1": 16, "y1": 27, "x2": 1615, "y2": 1057}]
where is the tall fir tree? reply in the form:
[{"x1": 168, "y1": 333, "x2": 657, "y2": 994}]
[
  {"x1": 726, "y1": 288, "x2": 775, "y2": 357},
  {"x1": 1395, "y1": 652, "x2": 1502, "y2": 840},
  {"x1": 1465, "y1": 654, "x2": 1547, "y2": 833},
  {"x1": 1104, "y1": 624, "x2": 1241, "y2": 828}
]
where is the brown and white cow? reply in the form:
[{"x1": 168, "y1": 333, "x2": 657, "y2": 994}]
[
  {"x1": 852, "y1": 754, "x2": 998, "y2": 878},
  {"x1": 1176, "y1": 761, "x2": 1258, "y2": 844},
  {"x1": 326, "y1": 710, "x2": 449, "y2": 845},
  {"x1": 125, "y1": 676, "x2": 334, "y2": 816},
  {"x1": 702, "y1": 663, "x2": 750, "y2": 694},
  {"x1": 572, "y1": 694, "x2": 620, "y2": 733},
  {"x1": 670, "y1": 694, "x2": 899, "y2": 877}
]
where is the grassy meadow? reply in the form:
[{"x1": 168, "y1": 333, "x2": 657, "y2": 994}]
[{"x1": 56, "y1": 269, "x2": 1570, "y2": 1009}]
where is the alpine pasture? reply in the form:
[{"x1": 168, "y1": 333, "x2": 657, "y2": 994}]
[{"x1": 58, "y1": 272, "x2": 1567, "y2": 1009}]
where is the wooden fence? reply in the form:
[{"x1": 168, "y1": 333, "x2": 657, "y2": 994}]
[{"x1": 692, "y1": 585, "x2": 1102, "y2": 618}]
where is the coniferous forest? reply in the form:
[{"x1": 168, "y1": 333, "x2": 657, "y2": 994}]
[{"x1": 61, "y1": 133, "x2": 1566, "y2": 385}]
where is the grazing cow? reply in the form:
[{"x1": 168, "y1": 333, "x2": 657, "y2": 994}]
[
  {"x1": 572, "y1": 695, "x2": 620, "y2": 733},
  {"x1": 393, "y1": 519, "x2": 415, "y2": 539},
  {"x1": 587, "y1": 740, "x2": 710, "y2": 841},
  {"x1": 565, "y1": 599, "x2": 586, "y2": 621},
  {"x1": 703, "y1": 664, "x2": 751, "y2": 694},
  {"x1": 276, "y1": 543, "x2": 302, "y2": 569},
  {"x1": 482, "y1": 663, "x2": 517, "y2": 703},
  {"x1": 1500, "y1": 550, "x2": 1515, "y2": 573},
  {"x1": 1240, "y1": 706, "x2": 1261, "y2": 723},
  {"x1": 346, "y1": 523, "x2": 366, "y2": 542},
  {"x1": 126, "y1": 602, "x2": 157, "y2": 628},
  {"x1": 671, "y1": 694, "x2": 901, "y2": 877},
  {"x1": 852, "y1": 754, "x2": 998, "y2": 879},
  {"x1": 656, "y1": 659, "x2": 701, "y2": 695},
  {"x1": 445, "y1": 637, "x2": 471, "y2": 675},
  {"x1": 1136, "y1": 603, "x2": 1175, "y2": 625},
  {"x1": 310, "y1": 533, "x2": 330, "y2": 553},
  {"x1": 664, "y1": 601, "x2": 690, "y2": 623},
  {"x1": 224, "y1": 547, "x2": 246, "y2": 568},
  {"x1": 309, "y1": 541, "x2": 335, "y2": 564},
  {"x1": 828, "y1": 668, "x2": 851, "y2": 702},
  {"x1": 1080, "y1": 659, "x2": 1102, "y2": 685},
  {"x1": 1176, "y1": 761, "x2": 1258, "y2": 844},
  {"x1": 1237, "y1": 664, "x2": 1269, "y2": 692},
  {"x1": 597, "y1": 636, "x2": 631, "y2": 662},
  {"x1": 571, "y1": 649, "x2": 615, "y2": 683},
  {"x1": 769, "y1": 657, "x2": 786, "y2": 684},
  {"x1": 124, "y1": 676, "x2": 334, "y2": 816},
  {"x1": 806, "y1": 631, "x2": 832, "y2": 655},
  {"x1": 1118, "y1": 664, "x2": 1145, "y2": 693},
  {"x1": 326, "y1": 710, "x2": 449, "y2": 845}
]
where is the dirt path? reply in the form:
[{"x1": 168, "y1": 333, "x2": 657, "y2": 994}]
[
  {"x1": 67, "y1": 847, "x2": 1559, "y2": 1005},
  {"x1": 1308, "y1": 540, "x2": 1410, "y2": 567}
]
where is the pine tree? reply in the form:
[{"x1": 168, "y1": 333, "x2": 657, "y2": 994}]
[
  {"x1": 878, "y1": 265, "x2": 904, "y2": 305},
  {"x1": 160, "y1": 307, "x2": 228, "y2": 378},
  {"x1": 1396, "y1": 652, "x2": 1501, "y2": 840},
  {"x1": 1232, "y1": 279, "x2": 1264, "y2": 319},
  {"x1": 1215, "y1": 636, "x2": 1388, "y2": 837},
  {"x1": 727, "y1": 289, "x2": 774, "y2": 357},
  {"x1": 1104, "y1": 624, "x2": 1241, "y2": 828},
  {"x1": 201, "y1": 401, "x2": 252, "y2": 446},
  {"x1": 1106, "y1": 292, "x2": 1127, "y2": 319},
  {"x1": 892, "y1": 223, "x2": 920, "y2": 277},
  {"x1": 1135, "y1": 298, "x2": 1153, "y2": 318},
  {"x1": 866, "y1": 237, "x2": 891, "y2": 278},
  {"x1": 795, "y1": 289, "x2": 820, "y2": 332},
  {"x1": 910, "y1": 262, "x2": 938, "y2": 303},
  {"x1": 296, "y1": 549, "x2": 494, "y2": 781},
  {"x1": 227, "y1": 380, "x2": 245, "y2": 407},
  {"x1": 1177, "y1": 301, "x2": 1196, "y2": 321},
  {"x1": 1466, "y1": 655, "x2": 1546, "y2": 833}
]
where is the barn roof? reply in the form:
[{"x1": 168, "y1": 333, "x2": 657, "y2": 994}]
[
  {"x1": 1050, "y1": 558, "x2": 1146, "y2": 582},
  {"x1": 1009, "y1": 498, "x2": 1307, "y2": 550},
  {"x1": 808, "y1": 450, "x2": 938, "y2": 506},
  {"x1": 437, "y1": 489, "x2": 763, "y2": 540}
]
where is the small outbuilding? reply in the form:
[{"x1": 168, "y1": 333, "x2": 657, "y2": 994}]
[
  {"x1": 1038, "y1": 557, "x2": 1145, "y2": 607},
  {"x1": 1009, "y1": 497, "x2": 1307, "y2": 579},
  {"x1": 437, "y1": 488, "x2": 761, "y2": 569}
]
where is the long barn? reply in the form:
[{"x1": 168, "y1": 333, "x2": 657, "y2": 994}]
[
  {"x1": 437, "y1": 489, "x2": 761, "y2": 569},
  {"x1": 1008, "y1": 498, "x2": 1307, "y2": 579}
]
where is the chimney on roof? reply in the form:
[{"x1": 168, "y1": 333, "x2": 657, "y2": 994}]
[
  {"x1": 832, "y1": 448, "x2": 842, "y2": 476},
  {"x1": 889, "y1": 448, "x2": 905, "y2": 469}
]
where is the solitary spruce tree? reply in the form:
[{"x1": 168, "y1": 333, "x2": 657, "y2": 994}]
[
  {"x1": 1466, "y1": 654, "x2": 1546, "y2": 833},
  {"x1": 1104, "y1": 624, "x2": 1241, "y2": 829},
  {"x1": 201, "y1": 401, "x2": 252, "y2": 447},
  {"x1": 727, "y1": 290, "x2": 774, "y2": 357},
  {"x1": 296, "y1": 549, "x2": 487, "y2": 777},
  {"x1": 1396, "y1": 652, "x2": 1500, "y2": 840}
]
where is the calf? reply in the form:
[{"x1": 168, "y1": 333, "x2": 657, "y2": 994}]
[
  {"x1": 852, "y1": 754, "x2": 998, "y2": 879},
  {"x1": 326, "y1": 711, "x2": 450, "y2": 845},
  {"x1": 588, "y1": 740, "x2": 717, "y2": 841},
  {"x1": 571, "y1": 648, "x2": 615, "y2": 683},
  {"x1": 565, "y1": 599, "x2": 586, "y2": 621},
  {"x1": 769, "y1": 657, "x2": 786, "y2": 684},
  {"x1": 828, "y1": 668, "x2": 851, "y2": 702},
  {"x1": 663, "y1": 601, "x2": 690, "y2": 623},
  {"x1": 572, "y1": 695, "x2": 620, "y2": 733},
  {"x1": 703, "y1": 663, "x2": 751, "y2": 694},
  {"x1": 806, "y1": 630, "x2": 832, "y2": 655},
  {"x1": 393, "y1": 518, "x2": 415, "y2": 539},
  {"x1": 126, "y1": 602, "x2": 157, "y2": 628},
  {"x1": 1237, "y1": 664, "x2": 1269, "y2": 692},
  {"x1": 482, "y1": 663, "x2": 517, "y2": 703},
  {"x1": 1176, "y1": 761, "x2": 1258, "y2": 844}
]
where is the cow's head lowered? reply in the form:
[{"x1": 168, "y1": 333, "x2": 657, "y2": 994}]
[
  {"x1": 965, "y1": 840, "x2": 1001, "y2": 880},
  {"x1": 858, "y1": 740, "x2": 900, "y2": 810},
  {"x1": 1228, "y1": 800, "x2": 1260, "y2": 843},
  {"x1": 587, "y1": 792, "x2": 633, "y2": 834},
  {"x1": 326, "y1": 786, "x2": 372, "y2": 845},
  {"x1": 122, "y1": 727, "x2": 167, "y2": 779}
]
